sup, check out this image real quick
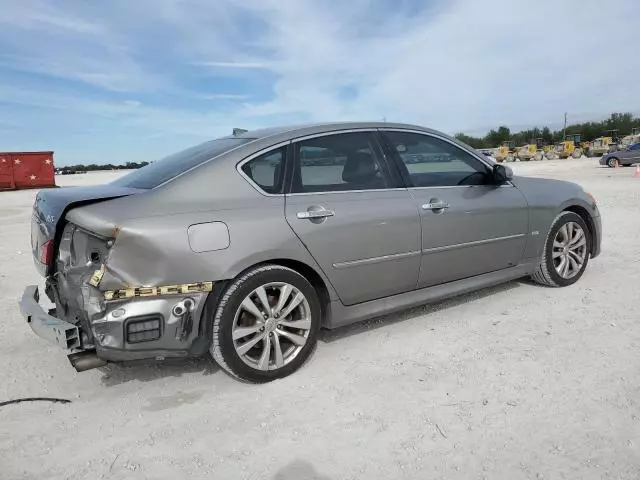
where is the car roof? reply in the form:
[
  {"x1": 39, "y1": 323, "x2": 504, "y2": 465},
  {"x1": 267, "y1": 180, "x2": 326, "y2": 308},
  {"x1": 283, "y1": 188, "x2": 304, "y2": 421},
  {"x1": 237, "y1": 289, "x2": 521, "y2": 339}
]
[{"x1": 230, "y1": 121, "x2": 436, "y2": 141}]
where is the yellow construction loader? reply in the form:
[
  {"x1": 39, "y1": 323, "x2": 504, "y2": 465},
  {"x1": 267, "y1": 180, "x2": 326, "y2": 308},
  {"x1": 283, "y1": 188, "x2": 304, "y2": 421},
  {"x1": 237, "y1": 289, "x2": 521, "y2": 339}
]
[
  {"x1": 494, "y1": 140, "x2": 516, "y2": 163},
  {"x1": 619, "y1": 128, "x2": 640, "y2": 151},
  {"x1": 589, "y1": 136, "x2": 616, "y2": 156},
  {"x1": 516, "y1": 138, "x2": 545, "y2": 161},
  {"x1": 555, "y1": 134, "x2": 584, "y2": 159}
]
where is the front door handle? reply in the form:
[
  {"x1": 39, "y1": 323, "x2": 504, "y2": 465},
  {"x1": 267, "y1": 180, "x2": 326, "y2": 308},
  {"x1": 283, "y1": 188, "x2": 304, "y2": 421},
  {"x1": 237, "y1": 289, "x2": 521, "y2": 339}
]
[
  {"x1": 422, "y1": 200, "x2": 450, "y2": 211},
  {"x1": 297, "y1": 209, "x2": 335, "y2": 220}
]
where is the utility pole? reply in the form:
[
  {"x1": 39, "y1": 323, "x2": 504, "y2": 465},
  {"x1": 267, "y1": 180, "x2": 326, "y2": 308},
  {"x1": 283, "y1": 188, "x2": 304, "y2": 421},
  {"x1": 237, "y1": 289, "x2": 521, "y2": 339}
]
[{"x1": 563, "y1": 112, "x2": 567, "y2": 139}]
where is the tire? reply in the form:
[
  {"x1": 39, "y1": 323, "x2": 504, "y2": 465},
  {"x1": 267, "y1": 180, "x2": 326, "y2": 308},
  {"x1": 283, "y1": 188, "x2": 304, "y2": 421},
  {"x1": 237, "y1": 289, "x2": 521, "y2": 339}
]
[
  {"x1": 572, "y1": 148, "x2": 582, "y2": 159},
  {"x1": 534, "y1": 153, "x2": 544, "y2": 161},
  {"x1": 531, "y1": 211, "x2": 591, "y2": 287},
  {"x1": 607, "y1": 157, "x2": 618, "y2": 168},
  {"x1": 210, "y1": 264, "x2": 321, "y2": 383}
]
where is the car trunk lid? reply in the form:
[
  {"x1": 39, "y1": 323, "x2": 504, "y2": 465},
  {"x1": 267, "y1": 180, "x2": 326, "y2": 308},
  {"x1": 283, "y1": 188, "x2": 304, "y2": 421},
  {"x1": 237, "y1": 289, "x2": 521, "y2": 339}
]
[{"x1": 31, "y1": 185, "x2": 142, "y2": 276}]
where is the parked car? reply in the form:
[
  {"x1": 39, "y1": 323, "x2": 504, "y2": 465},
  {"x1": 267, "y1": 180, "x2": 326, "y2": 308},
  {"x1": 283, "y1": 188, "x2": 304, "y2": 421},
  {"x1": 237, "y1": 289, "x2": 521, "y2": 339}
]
[
  {"x1": 20, "y1": 122, "x2": 601, "y2": 382},
  {"x1": 600, "y1": 143, "x2": 640, "y2": 167}
]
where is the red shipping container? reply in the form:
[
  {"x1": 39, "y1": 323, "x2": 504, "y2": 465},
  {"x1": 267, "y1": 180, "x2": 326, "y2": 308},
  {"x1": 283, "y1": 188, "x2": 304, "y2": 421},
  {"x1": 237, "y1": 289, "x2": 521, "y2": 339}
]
[{"x1": 0, "y1": 151, "x2": 56, "y2": 191}]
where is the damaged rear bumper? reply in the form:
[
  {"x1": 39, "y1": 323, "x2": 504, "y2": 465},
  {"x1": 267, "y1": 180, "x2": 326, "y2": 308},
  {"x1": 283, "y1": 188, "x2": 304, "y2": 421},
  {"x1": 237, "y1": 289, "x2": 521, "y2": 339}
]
[
  {"x1": 19, "y1": 285, "x2": 81, "y2": 349},
  {"x1": 18, "y1": 281, "x2": 215, "y2": 371}
]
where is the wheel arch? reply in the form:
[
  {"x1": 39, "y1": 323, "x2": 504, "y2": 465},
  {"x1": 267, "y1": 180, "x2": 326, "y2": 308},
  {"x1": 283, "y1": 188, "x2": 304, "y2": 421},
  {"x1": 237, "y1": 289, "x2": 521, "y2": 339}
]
[
  {"x1": 213, "y1": 258, "x2": 334, "y2": 328},
  {"x1": 260, "y1": 259, "x2": 332, "y2": 328},
  {"x1": 563, "y1": 205, "x2": 596, "y2": 256}
]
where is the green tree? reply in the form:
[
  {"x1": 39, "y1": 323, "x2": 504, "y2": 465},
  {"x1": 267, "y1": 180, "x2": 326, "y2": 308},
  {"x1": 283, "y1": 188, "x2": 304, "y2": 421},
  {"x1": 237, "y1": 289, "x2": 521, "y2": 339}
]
[{"x1": 455, "y1": 133, "x2": 485, "y2": 148}]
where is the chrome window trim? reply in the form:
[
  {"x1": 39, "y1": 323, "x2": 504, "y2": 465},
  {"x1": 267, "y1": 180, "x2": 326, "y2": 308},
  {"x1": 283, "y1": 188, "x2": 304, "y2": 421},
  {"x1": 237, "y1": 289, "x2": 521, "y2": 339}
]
[
  {"x1": 421, "y1": 233, "x2": 526, "y2": 254},
  {"x1": 235, "y1": 140, "x2": 291, "y2": 197},
  {"x1": 286, "y1": 188, "x2": 407, "y2": 197},
  {"x1": 408, "y1": 184, "x2": 514, "y2": 191},
  {"x1": 332, "y1": 250, "x2": 421, "y2": 270},
  {"x1": 289, "y1": 128, "x2": 379, "y2": 143}
]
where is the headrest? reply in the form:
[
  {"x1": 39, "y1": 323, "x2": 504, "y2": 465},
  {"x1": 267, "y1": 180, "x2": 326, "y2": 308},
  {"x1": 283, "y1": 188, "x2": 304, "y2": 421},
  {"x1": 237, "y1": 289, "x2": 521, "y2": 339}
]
[{"x1": 342, "y1": 151, "x2": 378, "y2": 184}]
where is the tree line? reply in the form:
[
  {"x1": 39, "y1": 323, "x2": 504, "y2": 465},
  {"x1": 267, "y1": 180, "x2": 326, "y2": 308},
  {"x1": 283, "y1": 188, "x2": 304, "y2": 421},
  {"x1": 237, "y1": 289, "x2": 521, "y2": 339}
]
[
  {"x1": 455, "y1": 112, "x2": 640, "y2": 149},
  {"x1": 56, "y1": 161, "x2": 150, "y2": 174}
]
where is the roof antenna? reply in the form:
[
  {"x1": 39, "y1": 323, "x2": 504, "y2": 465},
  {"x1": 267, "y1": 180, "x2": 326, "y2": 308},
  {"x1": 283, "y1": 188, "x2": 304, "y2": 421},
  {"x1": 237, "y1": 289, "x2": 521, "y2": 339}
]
[{"x1": 232, "y1": 128, "x2": 248, "y2": 136}]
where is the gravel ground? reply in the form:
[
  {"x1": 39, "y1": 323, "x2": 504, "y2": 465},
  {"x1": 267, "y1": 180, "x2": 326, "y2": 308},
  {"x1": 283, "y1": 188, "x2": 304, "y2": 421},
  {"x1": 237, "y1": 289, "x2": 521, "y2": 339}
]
[{"x1": 1, "y1": 160, "x2": 639, "y2": 480}]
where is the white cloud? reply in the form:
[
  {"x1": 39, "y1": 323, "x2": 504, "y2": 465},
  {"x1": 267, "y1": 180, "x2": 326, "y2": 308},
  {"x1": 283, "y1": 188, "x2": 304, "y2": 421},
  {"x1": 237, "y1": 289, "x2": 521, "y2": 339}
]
[
  {"x1": 232, "y1": 0, "x2": 640, "y2": 132},
  {"x1": 0, "y1": 0, "x2": 638, "y2": 163},
  {"x1": 194, "y1": 61, "x2": 270, "y2": 69}
]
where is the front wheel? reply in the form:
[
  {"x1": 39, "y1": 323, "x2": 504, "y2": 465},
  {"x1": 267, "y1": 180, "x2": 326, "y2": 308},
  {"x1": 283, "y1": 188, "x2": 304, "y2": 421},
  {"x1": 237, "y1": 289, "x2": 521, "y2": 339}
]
[
  {"x1": 607, "y1": 157, "x2": 619, "y2": 168},
  {"x1": 210, "y1": 265, "x2": 321, "y2": 382},
  {"x1": 531, "y1": 211, "x2": 591, "y2": 287}
]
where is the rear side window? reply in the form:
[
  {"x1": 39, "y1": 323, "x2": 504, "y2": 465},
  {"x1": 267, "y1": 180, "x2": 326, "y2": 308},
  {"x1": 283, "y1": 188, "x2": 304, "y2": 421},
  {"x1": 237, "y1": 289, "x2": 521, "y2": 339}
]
[
  {"x1": 291, "y1": 132, "x2": 389, "y2": 193},
  {"x1": 241, "y1": 147, "x2": 286, "y2": 194},
  {"x1": 111, "y1": 137, "x2": 252, "y2": 189}
]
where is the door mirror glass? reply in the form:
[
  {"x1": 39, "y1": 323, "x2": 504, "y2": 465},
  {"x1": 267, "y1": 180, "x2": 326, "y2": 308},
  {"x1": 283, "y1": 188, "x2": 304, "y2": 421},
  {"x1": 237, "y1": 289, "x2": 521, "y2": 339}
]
[{"x1": 492, "y1": 164, "x2": 513, "y2": 184}]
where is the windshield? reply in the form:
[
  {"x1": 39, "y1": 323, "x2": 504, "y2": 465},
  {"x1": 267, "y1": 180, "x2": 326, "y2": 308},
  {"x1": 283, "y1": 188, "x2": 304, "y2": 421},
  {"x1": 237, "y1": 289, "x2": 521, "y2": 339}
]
[{"x1": 111, "y1": 137, "x2": 253, "y2": 189}]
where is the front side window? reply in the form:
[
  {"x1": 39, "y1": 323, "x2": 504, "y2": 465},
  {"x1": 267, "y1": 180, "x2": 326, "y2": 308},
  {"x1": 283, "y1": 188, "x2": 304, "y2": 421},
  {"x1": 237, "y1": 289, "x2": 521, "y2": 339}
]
[
  {"x1": 291, "y1": 132, "x2": 389, "y2": 193},
  {"x1": 384, "y1": 131, "x2": 491, "y2": 187},
  {"x1": 241, "y1": 147, "x2": 285, "y2": 194}
]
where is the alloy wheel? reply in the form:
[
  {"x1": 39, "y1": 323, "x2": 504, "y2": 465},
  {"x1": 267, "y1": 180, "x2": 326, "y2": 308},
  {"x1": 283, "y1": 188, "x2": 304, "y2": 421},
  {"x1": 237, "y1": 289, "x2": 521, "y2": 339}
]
[
  {"x1": 552, "y1": 221, "x2": 587, "y2": 279},
  {"x1": 232, "y1": 282, "x2": 312, "y2": 370}
]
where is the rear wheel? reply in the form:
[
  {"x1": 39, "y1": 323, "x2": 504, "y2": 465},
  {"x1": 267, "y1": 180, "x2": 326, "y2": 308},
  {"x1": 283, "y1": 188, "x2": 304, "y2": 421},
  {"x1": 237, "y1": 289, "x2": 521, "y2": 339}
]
[
  {"x1": 531, "y1": 211, "x2": 590, "y2": 287},
  {"x1": 210, "y1": 265, "x2": 321, "y2": 382}
]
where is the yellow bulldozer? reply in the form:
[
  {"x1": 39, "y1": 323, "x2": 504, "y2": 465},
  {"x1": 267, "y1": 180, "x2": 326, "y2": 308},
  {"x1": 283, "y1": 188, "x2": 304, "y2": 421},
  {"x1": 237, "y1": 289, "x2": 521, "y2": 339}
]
[
  {"x1": 589, "y1": 135, "x2": 616, "y2": 157},
  {"x1": 555, "y1": 134, "x2": 584, "y2": 159},
  {"x1": 516, "y1": 138, "x2": 545, "y2": 161},
  {"x1": 619, "y1": 128, "x2": 640, "y2": 151},
  {"x1": 494, "y1": 140, "x2": 516, "y2": 163}
]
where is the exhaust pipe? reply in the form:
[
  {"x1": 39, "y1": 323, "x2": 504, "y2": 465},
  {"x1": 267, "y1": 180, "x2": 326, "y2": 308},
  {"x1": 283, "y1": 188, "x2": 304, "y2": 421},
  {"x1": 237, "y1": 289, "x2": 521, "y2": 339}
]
[{"x1": 68, "y1": 350, "x2": 108, "y2": 372}]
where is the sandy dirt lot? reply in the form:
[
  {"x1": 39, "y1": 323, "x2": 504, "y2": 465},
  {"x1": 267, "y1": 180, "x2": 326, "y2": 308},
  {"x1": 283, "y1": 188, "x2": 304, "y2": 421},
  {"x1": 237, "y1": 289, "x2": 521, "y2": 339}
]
[{"x1": 1, "y1": 160, "x2": 639, "y2": 480}]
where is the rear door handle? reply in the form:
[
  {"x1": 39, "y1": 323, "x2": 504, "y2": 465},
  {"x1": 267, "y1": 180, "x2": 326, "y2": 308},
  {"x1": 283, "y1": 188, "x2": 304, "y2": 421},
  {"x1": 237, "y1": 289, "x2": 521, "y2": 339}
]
[
  {"x1": 297, "y1": 209, "x2": 335, "y2": 220},
  {"x1": 422, "y1": 201, "x2": 450, "y2": 211}
]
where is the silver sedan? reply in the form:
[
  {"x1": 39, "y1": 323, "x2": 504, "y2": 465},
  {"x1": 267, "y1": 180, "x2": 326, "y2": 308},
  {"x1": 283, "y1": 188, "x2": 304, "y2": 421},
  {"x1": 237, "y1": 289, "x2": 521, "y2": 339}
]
[{"x1": 20, "y1": 122, "x2": 602, "y2": 382}]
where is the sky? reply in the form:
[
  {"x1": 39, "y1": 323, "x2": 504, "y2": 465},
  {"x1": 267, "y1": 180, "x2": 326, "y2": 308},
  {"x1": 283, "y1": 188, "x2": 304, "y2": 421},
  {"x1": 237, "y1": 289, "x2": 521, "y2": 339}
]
[{"x1": 1, "y1": 0, "x2": 638, "y2": 166}]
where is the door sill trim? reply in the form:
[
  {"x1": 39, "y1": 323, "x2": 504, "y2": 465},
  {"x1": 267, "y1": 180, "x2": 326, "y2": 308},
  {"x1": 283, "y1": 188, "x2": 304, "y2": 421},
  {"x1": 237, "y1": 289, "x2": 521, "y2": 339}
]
[
  {"x1": 422, "y1": 233, "x2": 526, "y2": 254},
  {"x1": 325, "y1": 261, "x2": 536, "y2": 329},
  {"x1": 332, "y1": 250, "x2": 421, "y2": 269}
]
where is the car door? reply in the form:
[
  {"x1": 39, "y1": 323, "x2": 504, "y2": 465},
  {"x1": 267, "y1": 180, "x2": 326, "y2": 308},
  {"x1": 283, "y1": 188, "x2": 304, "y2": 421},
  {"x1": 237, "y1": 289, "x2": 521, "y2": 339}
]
[
  {"x1": 380, "y1": 129, "x2": 529, "y2": 289},
  {"x1": 284, "y1": 130, "x2": 421, "y2": 306},
  {"x1": 625, "y1": 143, "x2": 640, "y2": 163}
]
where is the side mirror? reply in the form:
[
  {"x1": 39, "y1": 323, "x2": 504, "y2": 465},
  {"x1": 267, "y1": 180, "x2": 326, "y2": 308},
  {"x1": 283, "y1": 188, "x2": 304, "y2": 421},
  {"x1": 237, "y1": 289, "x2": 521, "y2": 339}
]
[{"x1": 492, "y1": 164, "x2": 513, "y2": 184}]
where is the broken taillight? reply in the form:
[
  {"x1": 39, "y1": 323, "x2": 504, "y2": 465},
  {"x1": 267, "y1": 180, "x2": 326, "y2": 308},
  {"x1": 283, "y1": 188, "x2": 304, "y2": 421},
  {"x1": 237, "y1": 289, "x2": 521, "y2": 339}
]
[{"x1": 40, "y1": 240, "x2": 54, "y2": 265}]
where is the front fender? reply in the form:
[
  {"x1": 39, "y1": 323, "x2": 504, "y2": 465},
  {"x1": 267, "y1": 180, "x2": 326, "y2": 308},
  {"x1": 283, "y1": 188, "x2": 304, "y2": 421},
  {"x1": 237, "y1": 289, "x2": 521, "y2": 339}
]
[{"x1": 512, "y1": 176, "x2": 599, "y2": 260}]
